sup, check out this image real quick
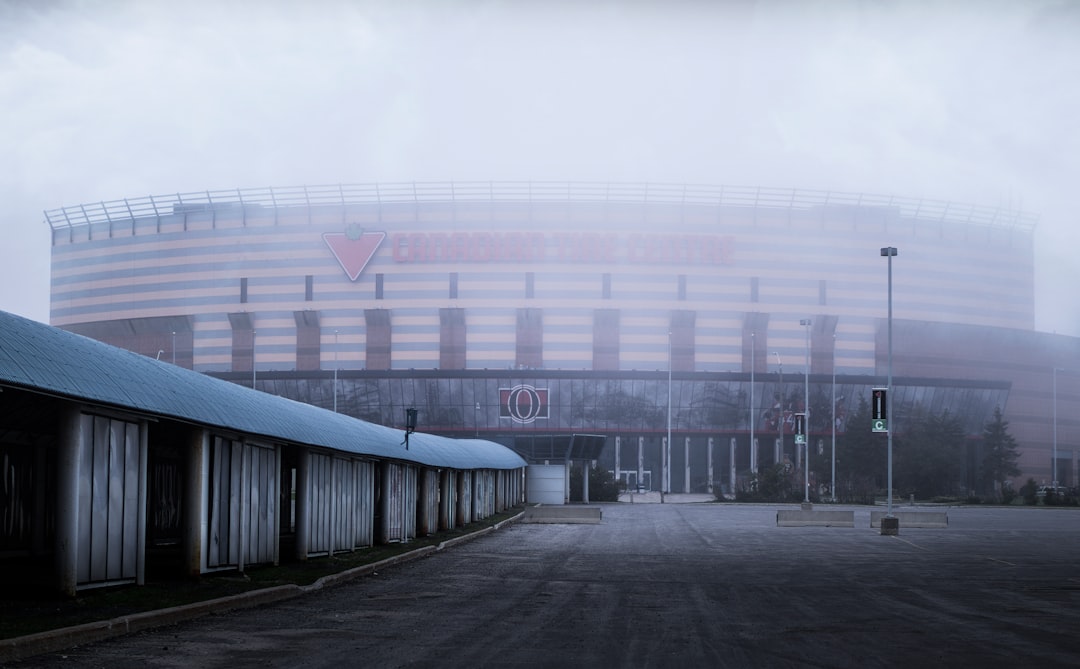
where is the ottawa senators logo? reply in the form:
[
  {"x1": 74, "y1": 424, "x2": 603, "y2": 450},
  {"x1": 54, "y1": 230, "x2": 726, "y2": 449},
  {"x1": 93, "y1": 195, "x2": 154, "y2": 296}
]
[{"x1": 499, "y1": 385, "x2": 549, "y2": 423}]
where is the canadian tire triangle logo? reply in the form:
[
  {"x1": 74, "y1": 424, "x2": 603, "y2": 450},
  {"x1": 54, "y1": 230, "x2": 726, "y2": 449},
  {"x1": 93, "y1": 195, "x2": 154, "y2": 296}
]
[{"x1": 324, "y1": 226, "x2": 385, "y2": 281}]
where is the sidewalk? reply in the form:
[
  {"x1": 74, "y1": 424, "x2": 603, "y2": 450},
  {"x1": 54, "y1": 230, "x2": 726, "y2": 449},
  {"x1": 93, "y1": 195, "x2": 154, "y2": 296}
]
[{"x1": 0, "y1": 513, "x2": 521, "y2": 664}]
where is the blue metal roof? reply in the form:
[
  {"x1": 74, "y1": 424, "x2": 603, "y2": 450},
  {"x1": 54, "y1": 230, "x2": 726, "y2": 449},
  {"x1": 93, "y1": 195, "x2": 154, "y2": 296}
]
[{"x1": 0, "y1": 310, "x2": 525, "y2": 470}]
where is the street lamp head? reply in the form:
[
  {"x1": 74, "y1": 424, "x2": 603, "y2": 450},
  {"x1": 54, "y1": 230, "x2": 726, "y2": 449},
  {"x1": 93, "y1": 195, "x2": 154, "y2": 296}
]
[
  {"x1": 800, "y1": 319, "x2": 811, "y2": 326},
  {"x1": 880, "y1": 247, "x2": 898, "y2": 257}
]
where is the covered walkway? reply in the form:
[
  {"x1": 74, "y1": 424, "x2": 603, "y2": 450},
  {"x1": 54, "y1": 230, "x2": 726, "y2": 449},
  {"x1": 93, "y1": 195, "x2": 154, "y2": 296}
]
[{"x1": 0, "y1": 310, "x2": 525, "y2": 596}]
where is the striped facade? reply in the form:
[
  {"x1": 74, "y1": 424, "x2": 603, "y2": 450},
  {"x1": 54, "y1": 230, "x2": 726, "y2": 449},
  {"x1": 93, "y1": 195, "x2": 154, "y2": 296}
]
[
  {"x1": 49, "y1": 192, "x2": 1035, "y2": 375},
  {"x1": 45, "y1": 184, "x2": 1078, "y2": 493}
]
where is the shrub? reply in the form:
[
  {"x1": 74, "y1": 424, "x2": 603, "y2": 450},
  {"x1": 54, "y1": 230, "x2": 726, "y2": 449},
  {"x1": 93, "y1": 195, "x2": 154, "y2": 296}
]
[
  {"x1": 569, "y1": 463, "x2": 620, "y2": 502},
  {"x1": 1020, "y1": 478, "x2": 1039, "y2": 506},
  {"x1": 1000, "y1": 485, "x2": 1017, "y2": 505}
]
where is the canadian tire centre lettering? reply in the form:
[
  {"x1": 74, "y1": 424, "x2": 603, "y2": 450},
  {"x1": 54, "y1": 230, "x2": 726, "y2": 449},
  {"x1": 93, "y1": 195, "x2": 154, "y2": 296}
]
[
  {"x1": 500, "y1": 385, "x2": 549, "y2": 424},
  {"x1": 390, "y1": 232, "x2": 733, "y2": 265},
  {"x1": 326, "y1": 228, "x2": 733, "y2": 279}
]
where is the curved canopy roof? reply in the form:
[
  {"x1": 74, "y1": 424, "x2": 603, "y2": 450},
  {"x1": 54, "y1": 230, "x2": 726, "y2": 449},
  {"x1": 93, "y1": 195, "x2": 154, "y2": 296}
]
[{"x1": 0, "y1": 310, "x2": 525, "y2": 470}]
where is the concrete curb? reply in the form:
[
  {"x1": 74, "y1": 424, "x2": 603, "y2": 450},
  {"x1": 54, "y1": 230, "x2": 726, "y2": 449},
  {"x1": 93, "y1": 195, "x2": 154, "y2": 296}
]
[
  {"x1": 522, "y1": 506, "x2": 602, "y2": 523},
  {"x1": 0, "y1": 585, "x2": 303, "y2": 663},
  {"x1": 776, "y1": 509, "x2": 855, "y2": 527},
  {"x1": 0, "y1": 510, "x2": 525, "y2": 664},
  {"x1": 870, "y1": 511, "x2": 949, "y2": 528}
]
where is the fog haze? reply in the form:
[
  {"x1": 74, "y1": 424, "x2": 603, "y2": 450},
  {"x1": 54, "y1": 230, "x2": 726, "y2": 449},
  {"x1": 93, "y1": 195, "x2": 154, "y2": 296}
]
[{"x1": 2, "y1": 0, "x2": 1077, "y2": 336}]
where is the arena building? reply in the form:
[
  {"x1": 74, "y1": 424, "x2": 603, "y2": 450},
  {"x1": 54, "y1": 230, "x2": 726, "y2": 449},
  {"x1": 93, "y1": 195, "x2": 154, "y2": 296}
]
[{"x1": 45, "y1": 182, "x2": 1079, "y2": 495}]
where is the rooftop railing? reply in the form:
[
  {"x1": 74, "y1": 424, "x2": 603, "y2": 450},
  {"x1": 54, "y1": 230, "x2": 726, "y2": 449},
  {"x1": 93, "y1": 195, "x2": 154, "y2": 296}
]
[{"x1": 43, "y1": 181, "x2": 1038, "y2": 233}]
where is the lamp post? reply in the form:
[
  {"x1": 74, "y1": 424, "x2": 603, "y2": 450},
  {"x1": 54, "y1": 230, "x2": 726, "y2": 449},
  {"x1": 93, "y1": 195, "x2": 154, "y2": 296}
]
[
  {"x1": 1053, "y1": 367, "x2": 1063, "y2": 488},
  {"x1": 880, "y1": 246, "x2": 898, "y2": 518},
  {"x1": 750, "y1": 331, "x2": 756, "y2": 475},
  {"x1": 333, "y1": 330, "x2": 339, "y2": 413},
  {"x1": 171, "y1": 331, "x2": 176, "y2": 365},
  {"x1": 774, "y1": 352, "x2": 783, "y2": 467},
  {"x1": 252, "y1": 329, "x2": 257, "y2": 390},
  {"x1": 831, "y1": 333, "x2": 837, "y2": 502},
  {"x1": 666, "y1": 331, "x2": 672, "y2": 495},
  {"x1": 800, "y1": 318, "x2": 811, "y2": 503},
  {"x1": 403, "y1": 407, "x2": 418, "y2": 450}
]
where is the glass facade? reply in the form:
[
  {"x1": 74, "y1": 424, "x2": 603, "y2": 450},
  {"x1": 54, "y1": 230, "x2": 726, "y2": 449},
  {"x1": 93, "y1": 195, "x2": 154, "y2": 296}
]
[
  {"x1": 242, "y1": 370, "x2": 1007, "y2": 439},
  {"x1": 231, "y1": 370, "x2": 1008, "y2": 494}
]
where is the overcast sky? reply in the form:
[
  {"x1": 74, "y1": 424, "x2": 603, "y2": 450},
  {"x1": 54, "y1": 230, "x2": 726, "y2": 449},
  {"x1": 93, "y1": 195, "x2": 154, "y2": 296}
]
[{"x1": 2, "y1": 0, "x2": 1077, "y2": 336}]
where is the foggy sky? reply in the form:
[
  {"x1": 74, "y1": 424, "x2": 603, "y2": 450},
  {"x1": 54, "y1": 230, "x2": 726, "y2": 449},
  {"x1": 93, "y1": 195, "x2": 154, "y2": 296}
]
[{"x1": 1, "y1": 0, "x2": 1077, "y2": 337}]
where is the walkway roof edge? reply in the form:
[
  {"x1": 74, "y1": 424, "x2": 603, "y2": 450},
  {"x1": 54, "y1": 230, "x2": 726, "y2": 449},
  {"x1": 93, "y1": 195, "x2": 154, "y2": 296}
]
[{"x1": 0, "y1": 310, "x2": 526, "y2": 470}]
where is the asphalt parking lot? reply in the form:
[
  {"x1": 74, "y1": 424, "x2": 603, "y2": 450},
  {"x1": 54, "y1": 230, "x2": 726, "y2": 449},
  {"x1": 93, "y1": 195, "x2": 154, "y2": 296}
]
[{"x1": 7, "y1": 502, "x2": 1080, "y2": 668}]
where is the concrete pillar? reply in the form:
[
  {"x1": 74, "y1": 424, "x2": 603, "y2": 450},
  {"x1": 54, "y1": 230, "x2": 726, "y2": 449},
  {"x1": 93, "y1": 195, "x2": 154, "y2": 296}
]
[
  {"x1": 614, "y1": 436, "x2": 621, "y2": 489},
  {"x1": 294, "y1": 449, "x2": 310, "y2": 560},
  {"x1": 684, "y1": 437, "x2": 691, "y2": 493},
  {"x1": 325, "y1": 454, "x2": 335, "y2": 558},
  {"x1": 380, "y1": 462, "x2": 394, "y2": 544},
  {"x1": 438, "y1": 469, "x2": 451, "y2": 530},
  {"x1": 272, "y1": 445, "x2": 281, "y2": 566},
  {"x1": 637, "y1": 436, "x2": 644, "y2": 491},
  {"x1": 32, "y1": 439, "x2": 48, "y2": 557},
  {"x1": 751, "y1": 434, "x2": 758, "y2": 474},
  {"x1": 583, "y1": 461, "x2": 590, "y2": 504},
  {"x1": 707, "y1": 437, "x2": 714, "y2": 494},
  {"x1": 661, "y1": 437, "x2": 669, "y2": 493},
  {"x1": 237, "y1": 441, "x2": 248, "y2": 573},
  {"x1": 183, "y1": 428, "x2": 207, "y2": 577},
  {"x1": 494, "y1": 469, "x2": 503, "y2": 513},
  {"x1": 455, "y1": 471, "x2": 466, "y2": 527},
  {"x1": 54, "y1": 406, "x2": 82, "y2": 597},
  {"x1": 420, "y1": 469, "x2": 436, "y2": 535},
  {"x1": 729, "y1": 437, "x2": 736, "y2": 495},
  {"x1": 136, "y1": 421, "x2": 149, "y2": 586}
]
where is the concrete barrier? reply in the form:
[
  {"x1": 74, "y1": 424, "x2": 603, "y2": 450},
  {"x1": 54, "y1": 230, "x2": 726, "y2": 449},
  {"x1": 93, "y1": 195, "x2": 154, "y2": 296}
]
[
  {"x1": 523, "y1": 505, "x2": 602, "y2": 524},
  {"x1": 776, "y1": 509, "x2": 855, "y2": 527},
  {"x1": 871, "y1": 511, "x2": 948, "y2": 528}
]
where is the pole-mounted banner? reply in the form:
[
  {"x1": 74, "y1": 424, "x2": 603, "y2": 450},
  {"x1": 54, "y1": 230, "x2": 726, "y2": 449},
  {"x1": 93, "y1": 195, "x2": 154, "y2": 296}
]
[
  {"x1": 872, "y1": 387, "x2": 888, "y2": 433},
  {"x1": 794, "y1": 412, "x2": 806, "y2": 445}
]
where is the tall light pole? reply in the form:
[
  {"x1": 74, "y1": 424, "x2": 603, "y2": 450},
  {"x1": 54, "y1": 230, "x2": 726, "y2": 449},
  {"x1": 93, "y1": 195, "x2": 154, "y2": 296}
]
[
  {"x1": 831, "y1": 332, "x2": 837, "y2": 502},
  {"x1": 251, "y1": 329, "x2": 257, "y2": 390},
  {"x1": 800, "y1": 318, "x2": 811, "y2": 503},
  {"x1": 881, "y1": 247, "x2": 898, "y2": 517},
  {"x1": 774, "y1": 352, "x2": 783, "y2": 467},
  {"x1": 666, "y1": 331, "x2": 672, "y2": 495},
  {"x1": 333, "y1": 330, "x2": 339, "y2": 413},
  {"x1": 171, "y1": 331, "x2": 176, "y2": 365},
  {"x1": 750, "y1": 332, "x2": 756, "y2": 475},
  {"x1": 1053, "y1": 366, "x2": 1063, "y2": 488}
]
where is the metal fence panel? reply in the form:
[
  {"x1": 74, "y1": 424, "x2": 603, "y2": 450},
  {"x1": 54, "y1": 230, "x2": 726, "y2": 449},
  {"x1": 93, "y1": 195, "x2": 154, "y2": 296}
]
[{"x1": 77, "y1": 414, "x2": 141, "y2": 587}]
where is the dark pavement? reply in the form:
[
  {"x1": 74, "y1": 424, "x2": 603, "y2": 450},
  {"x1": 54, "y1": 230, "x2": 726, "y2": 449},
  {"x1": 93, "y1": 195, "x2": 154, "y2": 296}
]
[{"x1": 7, "y1": 503, "x2": 1080, "y2": 668}]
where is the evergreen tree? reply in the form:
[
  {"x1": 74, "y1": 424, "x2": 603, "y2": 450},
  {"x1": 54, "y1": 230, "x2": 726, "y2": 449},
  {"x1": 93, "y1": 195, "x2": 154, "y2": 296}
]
[
  {"x1": 980, "y1": 406, "x2": 1021, "y2": 500},
  {"x1": 895, "y1": 407, "x2": 966, "y2": 498},
  {"x1": 834, "y1": 395, "x2": 883, "y2": 503}
]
